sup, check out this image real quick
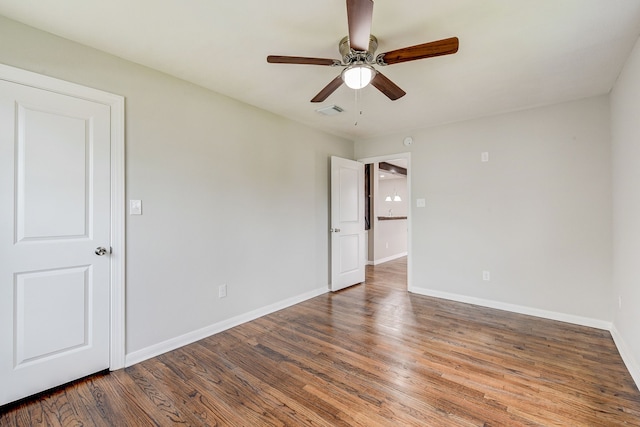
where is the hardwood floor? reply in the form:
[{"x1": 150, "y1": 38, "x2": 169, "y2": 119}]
[{"x1": 2, "y1": 256, "x2": 640, "y2": 426}]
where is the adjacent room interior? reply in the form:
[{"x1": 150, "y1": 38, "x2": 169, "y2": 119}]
[{"x1": 366, "y1": 159, "x2": 409, "y2": 269}]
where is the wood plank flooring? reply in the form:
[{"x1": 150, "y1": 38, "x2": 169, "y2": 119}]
[{"x1": 2, "y1": 256, "x2": 640, "y2": 426}]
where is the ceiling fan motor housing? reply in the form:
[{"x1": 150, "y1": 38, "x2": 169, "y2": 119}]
[{"x1": 339, "y1": 35, "x2": 378, "y2": 64}]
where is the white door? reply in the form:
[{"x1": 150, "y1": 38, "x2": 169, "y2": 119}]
[
  {"x1": 330, "y1": 156, "x2": 365, "y2": 291},
  {"x1": 0, "y1": 80, "x2": 111, "y2": 405}
]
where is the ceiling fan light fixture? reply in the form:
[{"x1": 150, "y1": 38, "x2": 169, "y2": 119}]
[{"x1": 342, "y1": 64, "x2": 374, "y2": 89}]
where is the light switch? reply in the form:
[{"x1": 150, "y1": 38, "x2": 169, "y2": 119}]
[
  {"x1": 481, "y1": 152, "x2": 489, "y2": 162},
  {"x1": 130, "y1": 200, "x2": 142, "y2": 215},
  {"x1": 416, "y1": 198, "x2": 426, "y2": 208}
]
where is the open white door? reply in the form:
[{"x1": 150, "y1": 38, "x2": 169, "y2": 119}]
[
  {"x1": 0, "y1": 79, "x2": 112, "y2": 405},
  {"x1": 330, "y1": 156, "x2": 365, "y2": 291}
]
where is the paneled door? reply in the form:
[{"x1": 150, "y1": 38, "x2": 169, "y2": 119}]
[
  {"x1": 330, "y1": 156, "x2": 365, "y2": 291},
  {"x1": 0, "y1": 79, "x2": 111, "y2": 405}
]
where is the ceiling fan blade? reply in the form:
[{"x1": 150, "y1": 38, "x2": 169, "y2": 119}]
[
  {"x1": 377, "y1": 37, "x2": 459, "y2": 66},
  {"x1": 267, "y1": 55, "x2": 340, "y2": 66},
  {"x1": 311, "y1": 76, "x2": 344, "y2": 103},
  {"x1": 346, "y1": 0, "x2": 373, "y2": 51},
  {"x1": 370, "y1": 71, "x2": 406, "y2": 101}
]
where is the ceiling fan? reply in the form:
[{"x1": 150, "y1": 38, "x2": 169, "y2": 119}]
[{"x1": 266, "y1": 0, "x2": 459, "y2": 103}]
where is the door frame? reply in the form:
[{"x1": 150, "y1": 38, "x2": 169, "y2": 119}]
[
  {"x1": 358, "y1": 152, "x2": 411, "y2": 291},
  {"x1": 0, "y1": 63, "x2": 126, "y2": 370}
]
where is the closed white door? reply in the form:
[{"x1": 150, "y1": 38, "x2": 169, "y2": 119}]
[
  {"x1": 0, "y1": 80, "x2": 111, "y2": 405},
  {"x1": 330, "y1": 156, "x2": 365, "y2": 291}
]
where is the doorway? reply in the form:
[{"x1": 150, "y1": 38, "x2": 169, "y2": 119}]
[{"x1": 359, "y1": 153, "x2": 411, "y2": 291}]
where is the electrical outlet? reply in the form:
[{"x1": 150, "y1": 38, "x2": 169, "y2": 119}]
[
  {"x1": 385, "y1": 242, "x2": 389, "y2": 249},
  {"x1": 482, "y1": 271, "x2": 490, "y2": 281},
  {"x1": 218, "y1": 284, "x2": 227, "y2": 298}
]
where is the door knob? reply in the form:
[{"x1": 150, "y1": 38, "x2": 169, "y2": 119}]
[
  {"x1": 95, "y1": 247, "x2": 108, "y2": 256},
  {"x1": 330, "y1": 228, "x2": 341, "y2": 233}
]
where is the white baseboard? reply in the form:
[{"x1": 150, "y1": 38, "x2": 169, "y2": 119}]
[
  {"x1": 125, "y1": 286, "x2": 328, "y2": 367},
  {"x1": 610, "y1": 325, "x2": 640, "y2": 390},
  {"x1": 371, "y1": 252, "x2": 408, "y2": 266},
  {"x1": 409, "y1": 286, "x2": 612, "y2": 330}
]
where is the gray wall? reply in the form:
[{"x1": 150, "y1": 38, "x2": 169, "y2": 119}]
[
  {"x1": 0, "y1": 16, "x2": 353, "y2": 355},
  {"x1": 356, "y1": 96, "x2": 612, "y2": 323},
  {"x1": 612, "y1": 35, "x2": 640, "y2": 385}
]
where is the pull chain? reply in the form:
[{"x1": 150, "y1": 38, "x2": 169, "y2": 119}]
[{"x1": 354, "y1": 88, "x2": 364, "y2": 126}]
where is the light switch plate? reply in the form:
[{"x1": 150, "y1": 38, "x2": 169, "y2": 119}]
[
  {"x1": 416, "y1": 198, "x2": 426, "y2": 208},
  {"x1": 130, "y1": 200, "x2": 142, "y2": 215}
]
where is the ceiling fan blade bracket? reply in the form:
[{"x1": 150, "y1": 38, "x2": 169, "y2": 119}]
[{"x1": 375, "y1": 54, "x2": 389, "y2": 66}]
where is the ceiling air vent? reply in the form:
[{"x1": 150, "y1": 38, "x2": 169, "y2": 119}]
[{"x1": 315, "y1": 105, "x2": 344, "y2": 116}]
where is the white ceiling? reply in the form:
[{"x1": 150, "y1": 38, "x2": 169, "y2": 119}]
[{"x1": 2, "y1": 0, "x2": 640, "y2": 140}]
